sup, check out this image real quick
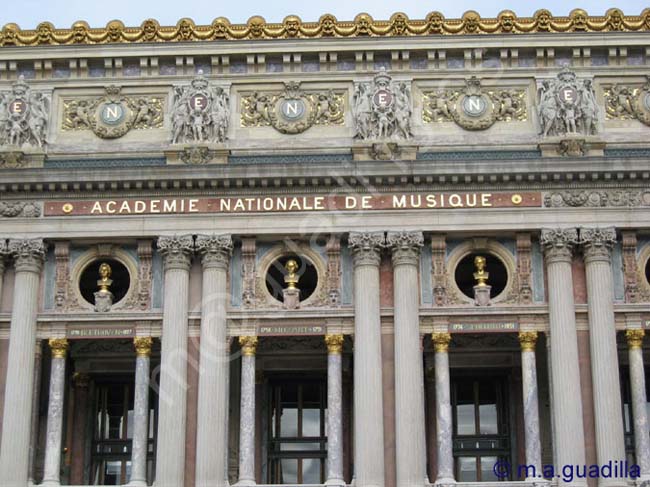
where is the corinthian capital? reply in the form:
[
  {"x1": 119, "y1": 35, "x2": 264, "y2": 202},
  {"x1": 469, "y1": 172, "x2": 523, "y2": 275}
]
[
  {"x1": 540, "y1": 228, "x2": 578, "y2": 263},
  {"x1": 348, "y1": 231, "x2": 385, "y2": 267},
  {"x1": 195, "y1": 234, "x2": 233, "y2": 269},
  {"x1": 8, "y1": 238, "x2": 46, "y2": 272},
  {"x1": 386, "y1": 231, "x2": 423, "y2": 266},
  {"x1": 579, "y1": 227, "x2": 616, "y2": 263},
  {"x1": 157, "y1": 235, "x2": 194, "y2": 271}
]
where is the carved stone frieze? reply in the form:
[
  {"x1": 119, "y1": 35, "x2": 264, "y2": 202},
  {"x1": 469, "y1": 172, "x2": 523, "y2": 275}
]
[
  {"x1": 621, "y1": 231, "x2": 645, "y2": 303},
  {"x1": 543, "y1": 190, "x2": 650, "y2": 208},
  {"x1": 62, "y1": 85, "x2": 163, "y2": 139},
  {"x1": 431, "y1": 234, "x2": 447, "y2": 306},
  {"x1": 0, "y1": 201, "x2": 41, "y2": 217},
  {"x1": 0, "y1": 151, "x2": 26, "y2": 168},
  {"x1": 180, "y1": 146, "x2": 211, "y2": 164},
  {"x1": 241, "y1": 81, "x2": 344, "y2": 134},
  {"x1": 54, "y1": 241, "x2": 74, "y2": 310},
  {"x1": 0, "y1": 76, "x2": 50, "y2": 148},
  {"x1": 557, "y1": 139, "x2": 587, "y2": 156},
  {"x1": 516, "y1": 233, "x2": 533, "y2": 304},
  {"x1": 605, "y1": 77, "x2": 650, "y2": 126},
  {"x1": 537, "y1": 67, "x2": 599, "y2": 137},
  {"x1": 352, "y1": 69, "x2": 412, "y2": 140},
  {"x1": 325, "y1": 235, "x2": 342, "y2": 306},
  {"x1": 241, "y1": 237, "x2": 257, "y2": 307},
  {"x1": 369, "y1": 142, "x2": 401, "y2": 161},
  {"x1": 423, "y1": 77, "x2": 526, "y2": 130},
  {"x1": 170, "y1": 73, "x2": 229, "y2": 144},
  {"x1": 120, "y1": 240, "x2": 154, "y2": 311}
]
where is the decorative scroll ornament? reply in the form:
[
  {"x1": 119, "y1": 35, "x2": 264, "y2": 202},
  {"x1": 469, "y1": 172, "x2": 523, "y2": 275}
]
[
  {"x1": 537, "y1": 67, "x2": 599, "y2": 137},
  {"x1": 170, "y1": 73, "x2": 229, "y2": 144},
  {"x1": 352, "y1": 69, "x2": 412, "y2": 140},
  {"x1": 0, "y1": 75, "x2": 50, "y2": 148},
  {"x1": 0, "y1": 151, "x2": 26, "y2": 168},
  {"x1": 0, "y1": 201, "x2": 41, "y2": 217},
  {"x1": 62, "y1": 86, "x2": 163, "y2": 139},
  {"x1": 605, "y1": 77, "x2": 650, "y2": 126},
  {"x1": 544, "y1": 190, "x2": 650, "y2": 208},
  {"x1": 241, "y1": 81, "x2": 344, "y2": 134}
]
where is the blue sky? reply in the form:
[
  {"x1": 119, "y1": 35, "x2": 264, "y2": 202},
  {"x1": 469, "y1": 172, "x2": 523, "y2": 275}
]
[{"x1": 2, "y1": 0, "x2": 649, "y2": 28}]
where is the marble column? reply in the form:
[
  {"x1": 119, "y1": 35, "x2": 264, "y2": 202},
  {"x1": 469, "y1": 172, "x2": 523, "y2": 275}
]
[
  {"x1": 131, "y1": 337, "x2": 153, "y2": 487},
  {"x1": 237, "y1": 336, "x2": 258, "y2": 486},
  {"x1": 29, "y1": 339, "x2": 43, "y2": 483},
  {"x1": 431, "y1": 333, "x2": 454, "y2": 486},
  {"x1": 155, "y1": 235, "x2": 193, "y2": 487},
  {"x1": 540, "y1": 228, "x2": 587, "y2": 485},
  {"x1": 195, "y1": 235, "x2": 233, "y2": 487},
  {"x1": 626, "y1": 330, "x2": 650, "y2": 481},
  {"x1": 519, "y1": 332, "x2": 543, "y2": 477},
  {"x1": 70, "y1": 372, "x2": 91, "y2": 485},
  {"x1": 387, "y1": 231, "x2": 426, "y2": 487},
  {"x1": 41, "y1": 338, "x2": 69, "y2": 487},
  {"x1": 325, "y1": 334, "x2": 345, "y2": 486},
  {"x1": 0, "y1": 239, "x2": 46, "y2": 487},
  {"x1": 348, "y1": 232, "x2": 386, "y2": 487},
  {"x1": 580, "y1": 227, "x2": 626, "y2": 484}
]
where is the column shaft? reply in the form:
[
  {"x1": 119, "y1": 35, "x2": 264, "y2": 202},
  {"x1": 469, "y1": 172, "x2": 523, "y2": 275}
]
[
  {"x1": 0, "y1": 239, "x2": 45, "y2": 487},
  {"x1": 237, "y1": 336, "x2": 258, "y2": 486},
  {"x1": 580, "y1": 227, "x2": 626, "y2": 480},
  {"x1": 541, "y1": 228, "x2": 586, "y2": 485},
  {"x1": 349, "y1": 232, "x2": 385, "y2": 487},
  {"x1": 519, "y1": 332, "x2": 543, "y2": 474},
  {"x1": 131, "y1": 337, "x2": 153, "y2": 486},
  {"x1": 627, "y1": 330, "x2": 650, "y2": 478},
  {"x1": 155, "y1": 235, "x2": 193, "y2": 487},
  {"x1": 195, "y1": 235, "x2": 233, "y2": 487},
  {"x1": 325, "y1": 334, "x2": 344, "y2": 485},
  {"x1": 389, "y1": 231, "x2": 426, "y2": 487},
  {"x1": 42, "y1": 339, "x2": 69, "y2": 487},
  {"x1": 432, "y1": 333, "x2": 454, "y2": 484}
]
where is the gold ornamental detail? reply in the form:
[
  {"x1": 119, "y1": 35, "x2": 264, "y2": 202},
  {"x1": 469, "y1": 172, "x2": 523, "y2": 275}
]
[
  {"x1": 239, "y1": 335, "x2": 259, "y2": 356},
  {"x1": 134, "y1": 337, "x2": 153, "y2": 357},
  {"x1": 1, "y1": 9, "x2": 647, "y2": 47},
  {"x1": 49, "y1": 338, "x2": 69, "y2": 359},
  {"x1": 518, "y1": 331, "x2": 538, "y2": 352},
  {"x1": 431, "y1": 332, "x2": 452, "y2": 353},
  {"x1": 626, "y1": 329, "x2": 645, "y2": 350},
  {"x1": 325, "y1": 334, "x2": 344, "y2": 354}
]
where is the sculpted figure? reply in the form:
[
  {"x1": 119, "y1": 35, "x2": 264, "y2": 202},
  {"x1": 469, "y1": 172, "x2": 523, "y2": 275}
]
[{"x1": 0, "y1": 76, "x2": 50, "y2": 148}]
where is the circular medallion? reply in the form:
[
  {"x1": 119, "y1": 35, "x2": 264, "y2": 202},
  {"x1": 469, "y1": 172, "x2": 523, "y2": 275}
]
[
  {"x1": 99, "y1": 102, "x2": 126, "y2": 126},
  {"x1": 373, "y1": 89, "x2": 394, "y2": 109},
  {"x1": 9, "y1": 99, "x2": 26, "y2": 115},
  {"x1": 190, "y1": 94, "x2": 209, "y2": 111},
  {"x1": 644, "y1": 92, "x2": 650, "y2": 112},
  {"x1": 62, "y1": 203, "x2": 74, "y2": 214},
  {"x1": 559, "y1": 87, "x2": 578, "y2": 105},
  {"x1": 511, "y1": 194, "x2": 523, "y2": 205},
  {"x1": 279, "y1": 99, "x2": 306, "y2": 121},
  {"x1": 461, "y1": 95, "x2": 488, "y2": 117}
]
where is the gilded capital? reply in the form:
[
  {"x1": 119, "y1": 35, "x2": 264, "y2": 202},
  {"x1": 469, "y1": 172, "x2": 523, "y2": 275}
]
[
  {"x1": 239, "y1": 335, "x2": 259, "y2": 356},
  {"x1": 8, "y1": 238, "x2": 46, "y2": 272},
  {"x1": 540, "y1": 228, "x2": 578, "y2": 263},
  {"x1": 195, "y1": 234, "x2": 233, "y2": 269},
  {"x1": 579, "y1": 227, "x2": 616, "y2": 263},
  {"x1": 626, "y1": 329, "x2": 645, "y2": 350},
  {"x1": 325, "y1": 334, "x2": 344, "y2": 354},
  {"x1": 348, "y1": 231, "x2": 385, "y2": 267},
  {"x1": 519, "y1": 331, "x2": 538, "y2": 352},
  {"x1": 157, "y1": 235, "x2": 194, "y2": 270},
  {"x1": 431, "y1": 332, "x2": 452, "y2": 353},
  {"x1": 49, "y1": 338, "x2": 69, "y2": 359},
  {"x1": 134, "y1": 336, "x2": 153, "y2": 357},
  {"x1": 386, "y1": 231, "x2": 424, "y2": 266}
]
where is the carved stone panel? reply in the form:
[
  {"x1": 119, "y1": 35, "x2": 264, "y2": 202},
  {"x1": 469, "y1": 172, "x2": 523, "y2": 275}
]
[
  {"x1": 604, "y1": 77, "x2": 650, "y2": 126},
  {"x1": 0, "y1": 75, "x2": 50, "y2": 148}
]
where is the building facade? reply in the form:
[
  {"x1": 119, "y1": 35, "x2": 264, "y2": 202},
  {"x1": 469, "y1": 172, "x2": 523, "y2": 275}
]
[{"x1": 0, "y1": 9, "x2": 650, "y2": 487}]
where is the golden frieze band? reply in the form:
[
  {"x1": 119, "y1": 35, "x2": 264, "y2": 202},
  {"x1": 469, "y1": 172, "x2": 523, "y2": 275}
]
[
  {"x1": 1, "y1": 8, "x2": 649, "y2": 47},
  {"x1": 44, "y1": 191, "x2": 540, "y2": 216}
]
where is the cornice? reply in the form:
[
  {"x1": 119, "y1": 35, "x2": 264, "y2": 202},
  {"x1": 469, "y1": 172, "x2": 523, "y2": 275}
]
[{"x1": 1, "y1": 9, "x2": 648, "y2": 48}]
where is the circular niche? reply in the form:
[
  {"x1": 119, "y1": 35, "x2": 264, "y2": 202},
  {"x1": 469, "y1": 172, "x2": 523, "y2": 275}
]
[
  {"x1": 645, "y1": 255, "x2": 650, "y2": 286},
  {"x1": 79, "y1": 258, "x2": 131, "y2": 305},
  {"x1": 454, "y1": 252, "x2": 508, "y2": 299},
  {"x1": 265, "y1": 254, "x2": 318, "y2": 303}
]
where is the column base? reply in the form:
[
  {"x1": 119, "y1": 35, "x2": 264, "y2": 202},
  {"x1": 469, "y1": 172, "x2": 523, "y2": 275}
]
[
  {"x1": 127, "y1": 480, "x2": 148, "y2": 487},
  {"x1": 234, "y1": 480, "x2": 256, "y2": 487},
  {"x1": 434, "y1": 477, "x2": 456, "y2": 487},
  {"x1": 325, "y1": 477, "x2": 346, "y2": 486},
  {"x1": 40, "y1": 481, "x2": 61, "y2": 487}
]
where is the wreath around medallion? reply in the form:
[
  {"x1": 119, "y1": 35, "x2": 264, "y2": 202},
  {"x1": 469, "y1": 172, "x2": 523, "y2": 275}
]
[{"x1": 86, "y1": 85, "x2": 136, "y2": 139}]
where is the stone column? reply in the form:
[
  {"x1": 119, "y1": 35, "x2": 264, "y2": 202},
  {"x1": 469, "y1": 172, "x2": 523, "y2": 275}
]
[
  {"x1": 540, "y1": 228, "x2": 587, "y2": 484},
  {"x1": 195, "y1": 235, "x2": 233, "y2": 487},
  {"x1": 41, "y1": 338, "x2": 69, "y2": 487},
  {"x1": 237, "y1": 336, "x2": 258, "y2": 486},
  {"x1": 431, "y1": 333, "x2": 454, "y2": 486},
  {"x1": 131, "y1": 337, "x2": 153, "y2": 487},
  {"x1": 325, "y1": 334, "x2": 345, "y2": 486},
  {"x1": 29, "y1": 340, "x2": 44, "y2": 483},
  {"x1": 0, "y1": 239, "x2": 46, "y2": 487},
  {"x1": 579, "y1": 227, "x2": 626, "y2": 483},
  {"x1": 70, "y1": 372, "x2": 91, "y2": 485},
  {"x1": 387, "y1": 231, "x2": 426, "y2": 487},
  {"x1": 155, "y1": 235, "x2": 193, "y2": 487},
  {"x1": 518, "y1": 332, "x2": 543, "y2": 477},
  {"x1": 626, "y1": 330, "x2": 650, "y2": 482},
  {"x1": 0, "y1": 239, "x2": 7, "y2": 303},
  {"x1": 348, "y1": 232, "x2": 386, "y2": 487}
]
